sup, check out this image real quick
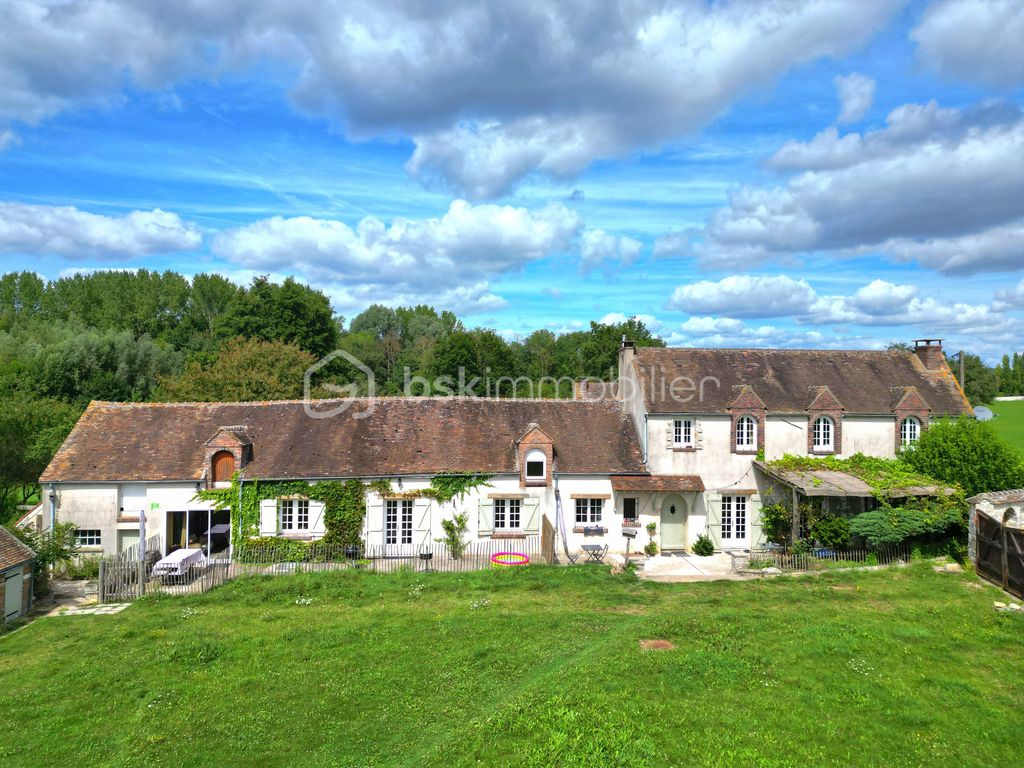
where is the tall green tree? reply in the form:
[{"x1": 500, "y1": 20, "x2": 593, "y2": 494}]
[
  {"x1": 215, "y1": 276, "x2": 340, "y2": 357},
  {"x1": 31, "y1": 328, "x2": 182, "y2": 404},
  {"x1": 949, "y1": 352, "x2": 998, "y2": 405},
  {"x1": 903, "y1": 417, "x2": 1024, "y2": 497},
  {"x1": 0, "y1": 397, "x2": 82, "y2": 522},
  {"x1": 157, "y1": 338, "x2": 316, "y2": 402}
]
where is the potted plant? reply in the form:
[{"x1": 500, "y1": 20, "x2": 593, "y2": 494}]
[{"x1": 644, "y1": 522, "x2": 659, "y2": 557}]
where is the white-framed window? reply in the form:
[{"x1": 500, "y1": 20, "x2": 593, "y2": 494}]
[
  {"x1": 575, "y1": 498, "x2": 603, "y2": 525},
  {"x1": 812, "y1": 415, "x2": 834, "y2": 452},
  {"x1": 525, "y1": 448, "x2": 547, "y2": 481},
  {"x1": 901, "y1": 416, "x2": 921, "y2": 446},
  {"x1": 494, "y1": 498, "x2": 522, "y2": 530},
  {"x1": 75, "y1": 529, "x2": 101, "y2": 547},
  {"x1": 673, "y1": 418, "x2": 694, "y2": 448},
  {"x1": 736, "y1": 415, "x2": 757, "y2": 450},
  {"x1": 721, "y1": 496, "x2": 747, "y2": 541},
  {"x1": 385, "y1": 499, "x2": 413, "y2": 545},
  {"x1": 279, "y1": 499, "x2": 309, "y2": 532}
]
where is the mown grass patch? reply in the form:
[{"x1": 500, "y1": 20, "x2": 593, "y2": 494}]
[
  {"x1": 990, "y1": 399, "x2": 1024, "y2": 454},
  {"x1": 1, "y1": 565, "x2": 1022, "y2": 767}
]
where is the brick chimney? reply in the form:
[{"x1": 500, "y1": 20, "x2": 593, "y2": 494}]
[
  {"x1": 913, "y1": 339, "x2": 945, "y2": 371},
  {"x1": 618, "y1": 336, "x2": 636, "y2": 400}
]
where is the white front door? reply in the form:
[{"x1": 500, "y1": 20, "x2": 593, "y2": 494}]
[
  {"x1": 4, "y1": 570, "x2": 23, "y2": 621},
  {"x1": 660, "y1": 494, "x2": 688, "y2": 550}
]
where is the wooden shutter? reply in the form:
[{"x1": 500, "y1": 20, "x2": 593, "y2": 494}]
[
  {"x1": 308, "y1": 500, "x2": 326, "y2": 536},
  {"x1": 414, "y1": 499, "x2": 431, "y2": 547},
  {"x1": 259, "y1": 499, "x2": 278, "y2": 537},
  {"x1": 478, "y1": 499, "x2": 494, "y2": 537},
  {"x1": 705, "y1": 492, "x2": 721, "y2": 548},
  {"x1": 665, "y1": 420, "x2": 674, "y2": 448},
  {"x1": 695, "y1": 420, "x2": 704, "y2": 450},
  {"x1": 522, "y1": 497, "x2": 541, "y2": 534},
  {"x1": 366, "y1": 495, "x2": 384, "y2": 546},
  {"x1": 748, "y1": 495, "x2": 765, "y2": 548}
]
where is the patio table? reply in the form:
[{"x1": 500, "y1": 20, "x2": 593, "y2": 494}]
[
  {"x1": 581, "y1": 544, "x2": 608, "y2": 563},
  {"x1": 151, "y1": 548, "x2": 206, "y2": 577}
]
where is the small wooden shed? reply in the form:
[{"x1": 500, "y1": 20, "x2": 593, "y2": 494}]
[{"x1": 0, "y1": 527, "x2": 35, "y2": 623}]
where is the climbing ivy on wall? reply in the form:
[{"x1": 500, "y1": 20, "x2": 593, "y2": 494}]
[{"x1": 194, "y1": 472, "x2": 491, "y2": 547}]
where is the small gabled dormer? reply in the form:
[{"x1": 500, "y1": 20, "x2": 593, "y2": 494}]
[
  {"x1": 516, "y1": 422, "x2": 554, "y2": 487},
  {"x1": 806, "y1": 386, "x2": 845, "y2": 455},
  {"x1": 892, "y1": 387, "x2": 931, "y2": 451},
  {"x1": 203, "y1": 426, "x2": 252, "y2": 488},
  {"x1": 728, "y1": 386, "x2": 766, "y2": 454}
]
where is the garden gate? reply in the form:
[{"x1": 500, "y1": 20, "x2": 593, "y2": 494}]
[{"x1": 975, "y1": 510, "x2": 1024, "y2": 599}]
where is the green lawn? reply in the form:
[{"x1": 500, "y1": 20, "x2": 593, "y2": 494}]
[
  {"x1": 990, "y1": 399, "x2": 1024, "y2": 454},
  {"x1": 2, "y1": 566, "x2": 1023, "y2": 767}
]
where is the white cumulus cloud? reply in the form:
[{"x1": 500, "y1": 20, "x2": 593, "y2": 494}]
[
  {"x1": 213, "y1": 199, "x2": 583, "y2": 313},
  {"x1": 666, "y1": 274, "x2": 1016, "y2": 337},
  {"x1": 0, "y1": 201, "x2": 201, "y2": 258},
  {"x1": 911, "y1": 0, "x2": 1024, "y2": 88},
  {"x1": 579, "y1": 230, "x2": 643, "y2": 275},
  {"x1": 695, "y1": 100, "x2": 1024, "y2": 274},
  {"x1": 667, "y1": 275, "x2": 818, "y2": 318},
  {"x1": 0, "y1": 0, "x2": 903, "y2": 198},
  {"x1": 834, "y1": 73, "x2": 875, "y2": 124}
]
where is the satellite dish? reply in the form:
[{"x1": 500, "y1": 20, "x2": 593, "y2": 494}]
[{"x1": 974, "y1": 405, "x2": 995, "y2": 422}]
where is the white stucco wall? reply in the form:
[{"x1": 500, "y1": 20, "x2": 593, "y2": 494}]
[
  {"x1": 841, "y1": 416, "x2": 898, "y2": 458},
  {"x1": 54, "y1": 482, "x2": 219, "y2": 556},
  {"x1": 356, "y1": 473, "x2": 720, "y2": 556}
]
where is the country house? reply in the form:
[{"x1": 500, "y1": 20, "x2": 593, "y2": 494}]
[{"x1": 34, "y1": 339, "x2": 970, "y2": 558}]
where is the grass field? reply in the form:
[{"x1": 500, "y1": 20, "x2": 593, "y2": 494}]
[
  {"x1": 990, "y1": 399, "x2": 1024, "y2": 454},
  {"x1": 2, "y1": 566, "x2": 1023, "y2": 767}
]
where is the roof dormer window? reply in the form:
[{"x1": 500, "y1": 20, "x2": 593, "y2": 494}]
[
  {"x1": 211, "y1": 450, "x2": 235, "y2": 486},
  {"x1": 525, "y1": 448, "x2": 546, "y2": 482},
  {"x1": 812, "y1": 416, "x2": 834, "y2": 453}
]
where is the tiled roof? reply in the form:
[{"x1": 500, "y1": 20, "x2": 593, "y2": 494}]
[
  {"x1": 967, "y1": 489, "x2": 1024, "y2": 505},
  {"x1": 0, "y1": 526, "x2": 34, "y2": 570},
  {"x1": 755, "y1": 461, "x2": 952, "y2": 499},
  {"x1": 610, "y1": 475, "x2": 705, "y2": 492},
  {"x1": 41, "y1": 398, "x2": 647, "y2": 483},
  {"x1": 631, "y1": 347, "x2": 972, "y2": 415}
]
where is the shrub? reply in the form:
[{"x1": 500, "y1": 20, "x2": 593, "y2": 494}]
[
  {"x1": 692, "y1": 534, "x2": 715, "y2": 556},
  {"x1": 234, "y1": 537, "x2": 312, "y2": 563},
  {"x1": 436, "y1": 512, "x2": 469, "y2": 559},
  {"x1": 849, "y1": 499, "x2": 963, "y2": 548},
  {"x1": 643, "y1": 541, "x2": 659, "y2": 557},
  {"x1": 791, "y1": 538, "x2": 813, "y2": 555},
  {"x1": 65, "y1": 556, "x2": 101, "y2": 580},
  {"x1": 760, "y1": 502, "x2": 791, "y2": 544},
  {"x1": 809, "y1": 513, "x2": 851, "y2": 549},
  {"x1": 902, "y1": 416, "x2": 1024, "y2": 497}
]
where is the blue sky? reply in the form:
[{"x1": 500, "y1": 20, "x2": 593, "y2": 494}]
[{"x1": 0, "y1": 0, "x2": 1022, "y2": 360}]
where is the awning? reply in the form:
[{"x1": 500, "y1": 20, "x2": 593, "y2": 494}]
[
  {"x1": 610, "y1": 475, "x2": 705, "y2": 492},
  {"x1": 753, "y1": 461, "x2": 951, "y2": 498}
]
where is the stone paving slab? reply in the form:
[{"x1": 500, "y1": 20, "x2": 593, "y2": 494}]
[
  {"x1": 45, "y1": 603, "x2": 130, "y2": 617},
  {"x1": 642, "y1": 552, "x2": 753, "y2": 582}
]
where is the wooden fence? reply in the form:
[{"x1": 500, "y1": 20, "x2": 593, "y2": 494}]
[
  {"x1": 734, "y1": 543, "x2": 911, "y2": 574},
  {"x1": 99, "y1": 535, "x2": 551, "y2": 603},
  {"x1": 975, "y1": 511, "x2": 1024, "y2": 599}
]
